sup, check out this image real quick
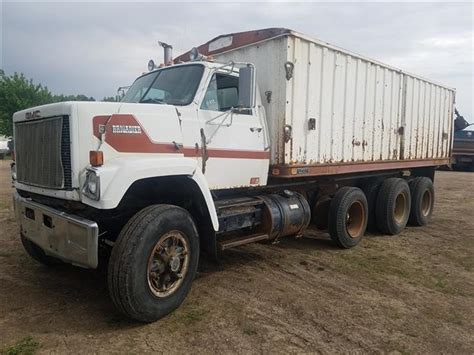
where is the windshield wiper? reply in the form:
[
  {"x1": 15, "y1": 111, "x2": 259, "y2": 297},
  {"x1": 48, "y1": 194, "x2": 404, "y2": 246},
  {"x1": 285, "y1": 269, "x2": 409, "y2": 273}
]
[{"x1": 140, "y1": 97, "x2": 165, "y2": 104}]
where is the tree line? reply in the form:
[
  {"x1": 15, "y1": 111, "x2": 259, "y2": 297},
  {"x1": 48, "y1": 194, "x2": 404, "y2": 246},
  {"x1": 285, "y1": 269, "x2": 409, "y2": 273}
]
[{"x1": 0, "y1": 70, "x2": 117, "y2": 136}]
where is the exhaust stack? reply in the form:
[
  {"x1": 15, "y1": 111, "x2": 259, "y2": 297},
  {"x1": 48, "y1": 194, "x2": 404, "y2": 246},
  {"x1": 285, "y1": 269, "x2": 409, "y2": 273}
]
[{"x1": 159, "y1": 41, "x2": 173, "y2": 65}]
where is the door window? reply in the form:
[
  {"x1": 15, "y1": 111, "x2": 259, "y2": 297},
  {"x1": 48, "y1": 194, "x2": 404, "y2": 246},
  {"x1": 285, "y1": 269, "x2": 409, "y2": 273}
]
[{"x1": 201, "y1": 73, "x2": 240, "y2": 112}]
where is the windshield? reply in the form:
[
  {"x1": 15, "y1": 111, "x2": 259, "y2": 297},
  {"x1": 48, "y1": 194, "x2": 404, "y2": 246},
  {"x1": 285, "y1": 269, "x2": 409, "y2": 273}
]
[{"x1": 122, "y1": 64, "x2": 204, "y2": 106}]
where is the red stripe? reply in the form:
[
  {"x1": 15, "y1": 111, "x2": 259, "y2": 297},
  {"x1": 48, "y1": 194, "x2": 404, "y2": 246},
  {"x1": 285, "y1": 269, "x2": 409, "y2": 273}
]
[
  {"x1": 183, "y1": 147, "x2": 270, "y2": 159},
  {"x1": 206, "y1": 149, "x2": 269, "y2": 159},
  {"x1": 93, "y1": 114, "x2": 269, "y2": 160}
]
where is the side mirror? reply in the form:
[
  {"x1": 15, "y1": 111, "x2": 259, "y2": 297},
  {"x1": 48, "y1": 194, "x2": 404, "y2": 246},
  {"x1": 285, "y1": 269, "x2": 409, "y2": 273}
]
[{"x1": 238, "y1": 65, "x2": 256, "y2": 109}]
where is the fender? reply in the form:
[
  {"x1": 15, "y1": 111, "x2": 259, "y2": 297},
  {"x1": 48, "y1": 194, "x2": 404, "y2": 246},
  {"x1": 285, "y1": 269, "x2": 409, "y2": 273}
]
[{"x1": 81, "y1": 156, "x2": 219, "y2": 231}]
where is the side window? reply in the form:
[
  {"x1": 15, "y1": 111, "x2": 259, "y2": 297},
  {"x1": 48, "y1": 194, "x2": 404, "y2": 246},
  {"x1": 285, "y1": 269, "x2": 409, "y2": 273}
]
[
  {"x1": 201, "y1": 73, "x2": 240, "y2": 112},
  {"x1": 218, "y1": 87, "x2": 238, "y2": 111},
  {"x1": 201, "y1": 75, "x2": 219, "y2": 111}
]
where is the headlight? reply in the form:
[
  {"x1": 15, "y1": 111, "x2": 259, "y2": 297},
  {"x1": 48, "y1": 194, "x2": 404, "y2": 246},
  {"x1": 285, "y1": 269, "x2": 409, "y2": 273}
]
[
  {"x1": 88, "y1": 176, "x2": 97, "y2": 194},
  {"x1": 83, "y1": 169, "x2": 100, "y2": 200}
]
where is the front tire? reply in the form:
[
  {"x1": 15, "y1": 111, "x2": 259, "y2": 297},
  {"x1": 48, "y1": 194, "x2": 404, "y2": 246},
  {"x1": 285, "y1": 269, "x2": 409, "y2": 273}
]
[{"x1": 108, "y1": 204, "x2": 199, "y2": 323}]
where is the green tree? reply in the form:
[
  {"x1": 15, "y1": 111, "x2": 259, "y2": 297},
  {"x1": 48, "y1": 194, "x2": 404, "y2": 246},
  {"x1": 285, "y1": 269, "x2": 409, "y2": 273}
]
[
  {"x1": 0, "y1": 70, "x2": 54, "y2": 136},
  {"x1": 0, "y1": 70, "x2": 96, "y2": 136},
  {"x1": 102, "y1": 96, "x2": 118, "y2": 102},
  {"x1": 53, "y1": 94, "x2": 95, "y2": 102}
]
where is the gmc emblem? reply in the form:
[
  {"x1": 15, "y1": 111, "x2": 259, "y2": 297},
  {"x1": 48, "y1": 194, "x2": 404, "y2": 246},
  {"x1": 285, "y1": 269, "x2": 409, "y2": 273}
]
[{"x1": 25, "y1": 110, "x2": 41, "y2": 120}]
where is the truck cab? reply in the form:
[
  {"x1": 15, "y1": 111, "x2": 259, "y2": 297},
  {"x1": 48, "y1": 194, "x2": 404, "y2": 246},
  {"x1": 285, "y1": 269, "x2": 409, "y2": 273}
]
[
  {"x1": 13, "y1": 59, "x2": 268, "y2": 258},
  {"x1": 14, "y1": 61, "x2": 268, "y2": 200}
]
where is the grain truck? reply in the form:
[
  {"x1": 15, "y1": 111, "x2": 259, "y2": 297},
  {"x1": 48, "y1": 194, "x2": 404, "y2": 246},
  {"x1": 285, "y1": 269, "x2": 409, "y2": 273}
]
[{"x1": 11, "y1": 28, "x2": 454, "y2": 322}]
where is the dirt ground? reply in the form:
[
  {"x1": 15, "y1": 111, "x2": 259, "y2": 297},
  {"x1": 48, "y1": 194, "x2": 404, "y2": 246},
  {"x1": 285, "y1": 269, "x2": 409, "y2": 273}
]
[{"x1": 0, "y1": 160, "x2": 473, "y2": 354}]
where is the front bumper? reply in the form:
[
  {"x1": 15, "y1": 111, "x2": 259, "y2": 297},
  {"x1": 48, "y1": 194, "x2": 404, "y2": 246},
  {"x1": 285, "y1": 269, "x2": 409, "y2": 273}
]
[{"x1": 13, "y1": 192, "x2": 99, "y2": 268}]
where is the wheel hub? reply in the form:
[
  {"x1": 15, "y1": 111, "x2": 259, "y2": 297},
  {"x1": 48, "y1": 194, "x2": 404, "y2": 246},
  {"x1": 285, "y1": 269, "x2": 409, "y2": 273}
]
[
  {"x1": 169, "y1": 256, "x2": 181, "y2": 273},
  {"x1": 346, "y1": 201, "x2": 365, "y2": 238},
  {"x1": 394, "y1": 192, "x2": 408, "y2": 224},
  {"x1": 421, "y1": 189, "x2": 432, "y2": 216},
  {"x1": 147, "y1": 231, "x2": 190, "y2": 298}
]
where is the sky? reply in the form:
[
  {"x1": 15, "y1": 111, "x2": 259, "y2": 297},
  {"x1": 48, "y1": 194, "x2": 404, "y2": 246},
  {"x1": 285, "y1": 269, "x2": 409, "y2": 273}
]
[{"x1": 1, "y1": 1, "x2": 473, "y2": 121}]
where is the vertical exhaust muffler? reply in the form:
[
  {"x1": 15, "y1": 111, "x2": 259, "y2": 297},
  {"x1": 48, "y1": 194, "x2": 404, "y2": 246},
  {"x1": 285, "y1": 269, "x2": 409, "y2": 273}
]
[{"x1": 159, "y1": 41, "x2": 173, "y2": 65}]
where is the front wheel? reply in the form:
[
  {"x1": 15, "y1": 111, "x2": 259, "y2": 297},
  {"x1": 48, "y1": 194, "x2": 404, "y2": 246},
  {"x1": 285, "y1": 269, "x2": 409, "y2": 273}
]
[{"x1": 108, "y1": 205, "x2": 199, "y2": 323}]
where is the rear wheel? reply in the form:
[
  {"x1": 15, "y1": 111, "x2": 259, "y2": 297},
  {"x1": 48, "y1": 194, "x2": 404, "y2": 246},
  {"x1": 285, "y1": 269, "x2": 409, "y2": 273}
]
[
  {"x1": 408, "y1": 177, "x2": 434, "y2": 226},
  {"x1": 20, "y1": 234, "x2": 63, "y2": 266},
  {"x1": 328, "y1": 187, "x2": 368, "y2": 249},
  {"x1": 376, "y1": 178, "x2": 411, "y2": 235},
  {"x1": 362, "y1": 180, "x2": 383, "y2": 232},
  {"x1": 108, "y1": 204, "x2": 199, "y2": 323}
]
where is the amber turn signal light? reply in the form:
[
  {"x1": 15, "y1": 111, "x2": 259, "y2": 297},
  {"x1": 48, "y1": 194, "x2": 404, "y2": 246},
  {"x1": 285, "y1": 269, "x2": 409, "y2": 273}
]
[{"x1": 89, "y1": 150, "x2": 104, "y2": 167}]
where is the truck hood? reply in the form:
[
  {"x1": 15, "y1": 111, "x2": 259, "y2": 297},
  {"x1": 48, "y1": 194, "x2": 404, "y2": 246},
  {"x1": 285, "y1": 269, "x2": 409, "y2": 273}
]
[
  {"x1": 13, "y1": 101, "x2": 123, "y2": 124},
  {"x1": 13, "y1": 101, "x2": 184, "y2": 194}
]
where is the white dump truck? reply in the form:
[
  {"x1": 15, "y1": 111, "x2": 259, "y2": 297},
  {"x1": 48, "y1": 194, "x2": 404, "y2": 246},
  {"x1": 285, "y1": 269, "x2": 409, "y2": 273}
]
[{"x1": 12, "y1": 28, "x2": 454, "y2": 322}]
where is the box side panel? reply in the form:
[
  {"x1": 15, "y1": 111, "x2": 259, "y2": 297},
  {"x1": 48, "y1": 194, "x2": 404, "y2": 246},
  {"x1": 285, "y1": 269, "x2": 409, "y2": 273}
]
[
  {"x1": 212, "y1": 33, "x2": 454, "y2": 174},
  {"x1": 285, "y1": 36, "x2": 404, "y2": 165},
  {"x1": 403, "y1": 76, "x2": 454, "y2": 161},
  {"x1": 213, "y1": 37, "x2": 288, "y2": 165}
]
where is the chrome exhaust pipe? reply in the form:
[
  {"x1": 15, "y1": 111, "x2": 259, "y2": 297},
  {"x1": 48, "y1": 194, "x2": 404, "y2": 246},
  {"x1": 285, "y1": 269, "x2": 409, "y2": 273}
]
[{"x1": 159, "y1": 41, "x2": 173, "y2": 65}]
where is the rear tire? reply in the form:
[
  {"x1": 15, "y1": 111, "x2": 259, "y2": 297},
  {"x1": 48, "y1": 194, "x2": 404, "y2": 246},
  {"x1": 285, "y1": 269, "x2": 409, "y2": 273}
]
[
  {"x1": 108, "y1": 204, "x2": 199, "y2": 323},
  {"x1": 375, "y1": 178, "x2": 411, "y2": 235},
  {"x1": 328, "y1": 187, "x2": 368, "y2": 249},
  {"x1": 408, "y1": 177, "x2": 434, "y2": 226},
  {"x1": 20, "y1": 234, "x2": 63, "y2": 266},
  {"x1": 362, "y1": 180, "x2": 383, "y2": 232}
]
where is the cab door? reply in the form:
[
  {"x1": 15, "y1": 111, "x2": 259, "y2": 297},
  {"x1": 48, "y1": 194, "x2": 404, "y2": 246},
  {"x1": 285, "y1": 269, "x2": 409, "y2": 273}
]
[{"x1": 197, "y1": 72, "x2": 269, "y2": 189}]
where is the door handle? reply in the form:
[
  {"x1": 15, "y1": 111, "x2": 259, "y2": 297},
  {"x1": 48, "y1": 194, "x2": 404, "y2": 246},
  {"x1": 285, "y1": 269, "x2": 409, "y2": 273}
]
[
  {"x1": 172, "y1": 141, "x2": 183, "y2": 150},
  {"x1": 250, "y1": 127, "x2": 262, "y2": 133}
]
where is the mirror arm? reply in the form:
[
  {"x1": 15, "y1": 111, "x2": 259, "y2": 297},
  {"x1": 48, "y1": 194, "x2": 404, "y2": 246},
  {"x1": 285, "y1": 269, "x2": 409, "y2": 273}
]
[
  {"x1": 205, "y1": 110, "x2": 234, "y2": 144},
  {"x1": 209, "y1": 61, "x2": 255, "y2": 74},
  {"x1": 205, "y1": 109, "x2": 231, "y2": 124}
]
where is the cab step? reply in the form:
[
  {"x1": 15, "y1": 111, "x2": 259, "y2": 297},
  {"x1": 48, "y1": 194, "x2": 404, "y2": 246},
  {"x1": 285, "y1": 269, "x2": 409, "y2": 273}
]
[
  {"x1": 214, "y1": 196, "x2": 262, "y2": 210},
  {"x1": 218, "y1": 233, "x2": 269, "y2": 251}
]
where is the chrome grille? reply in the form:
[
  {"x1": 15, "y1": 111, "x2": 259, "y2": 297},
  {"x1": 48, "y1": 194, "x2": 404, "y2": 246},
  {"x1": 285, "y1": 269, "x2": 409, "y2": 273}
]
[{"x1": 15, "y1": 116, "x2": 72, "y2": 189}]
